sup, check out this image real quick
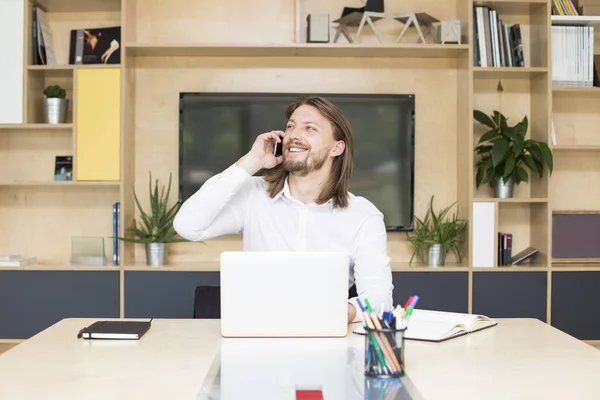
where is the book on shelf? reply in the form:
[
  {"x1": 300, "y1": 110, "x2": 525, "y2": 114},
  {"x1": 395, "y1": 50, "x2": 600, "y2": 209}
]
[
  {"x1": 472, "y1": 5, "x2": 524, "y2": 68},
  {"x1": 112, "y1": 201, "x2": 120, "y2": 265},
  {"x1": 498, "y1": 232, "x2": 512, "y2": 266},
  {"x1": 355, "y1": 309, "x2": 498, "y2": 342},
  {"x1": 32, "y1": 5, "x2": 56, "y2": 65},
  {"x1": 551, "y1": 25, "x2": 595, "y2": 87},
  {"x1": 0, "y1": 255, "x2": 36, "y2": 267},
  {"x1": 54, "y1": 156, "x2": 73, "y2": 181},
  {"x1": 552, "y1": 0, "x2": 579, "y2": 16},
  {"x1": 69, "y1": 26, "x2": 121, "y2": 65}
]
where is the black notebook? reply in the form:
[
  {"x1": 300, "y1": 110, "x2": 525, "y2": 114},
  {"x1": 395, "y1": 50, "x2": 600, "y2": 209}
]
[{"x1": 78, "y1": 320, "x2": 152, "y2": 340}]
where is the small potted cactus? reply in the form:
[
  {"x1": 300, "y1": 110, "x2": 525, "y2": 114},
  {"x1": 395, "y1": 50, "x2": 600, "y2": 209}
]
[{"x1": 43, "y1": 85, "x2": 68, "y2": 124}]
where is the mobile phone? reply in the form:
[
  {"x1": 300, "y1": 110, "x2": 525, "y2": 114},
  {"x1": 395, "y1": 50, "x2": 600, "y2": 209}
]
[{"x1": 274, "y1": 141, "x2": 283, "y2": 157}]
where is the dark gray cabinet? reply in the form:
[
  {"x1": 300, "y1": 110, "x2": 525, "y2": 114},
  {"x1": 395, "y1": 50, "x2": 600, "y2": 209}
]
[
  {"x1": 551, "y1": 271, "x2": 600, "y2": 340},
  {"x1": 472, "y1": 272, "x2": 547, "y2": 321},
  {"x1": 391, "y1": 272, "x2": 469, "y2": 313},
  {"x1": 124, "y1": 271, "x2": 219, "y2": 318},
  {"x1": 0, "y1": 271, "x2": 120, "y2": 339}
]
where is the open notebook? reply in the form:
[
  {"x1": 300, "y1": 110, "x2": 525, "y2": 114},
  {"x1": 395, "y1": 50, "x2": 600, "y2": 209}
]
[{"x1": 354, "y1": 309, "x2": 497, "y2": 342}]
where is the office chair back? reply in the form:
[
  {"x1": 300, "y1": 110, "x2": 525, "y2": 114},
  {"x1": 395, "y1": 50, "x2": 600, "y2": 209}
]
[
  {"x1": 365, "y1": 0, "x2": 384, "y2": 13},
  {"x1": 194, "y1": 284, "x2": 358, "y2": 319},
  {"x1": 193, "y1": 286, "x2": 221, "y2": 319}
]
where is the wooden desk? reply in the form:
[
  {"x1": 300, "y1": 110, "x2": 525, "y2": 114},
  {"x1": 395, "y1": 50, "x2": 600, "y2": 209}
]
[{"x1": 0, "y1": 318, "x2": 598, "y2": 399}]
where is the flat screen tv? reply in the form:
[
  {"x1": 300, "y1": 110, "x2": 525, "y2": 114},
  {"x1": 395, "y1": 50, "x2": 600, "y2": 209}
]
[{"x1": 178, "y1": 93, "x2": 415, "y2": 231}]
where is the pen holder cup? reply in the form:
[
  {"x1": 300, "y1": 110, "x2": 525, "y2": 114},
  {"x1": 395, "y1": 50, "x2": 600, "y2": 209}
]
[{"x1": 364, "y1": 325, "x2": 406, "y2": 378}]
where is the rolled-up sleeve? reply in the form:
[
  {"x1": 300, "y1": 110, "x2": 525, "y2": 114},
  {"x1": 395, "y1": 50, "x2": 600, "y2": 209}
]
[{"x1": 348, "y1": 213, "x2": 394, "y2": 323}]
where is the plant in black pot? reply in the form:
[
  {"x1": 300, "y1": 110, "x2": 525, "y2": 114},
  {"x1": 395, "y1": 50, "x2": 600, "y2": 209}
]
[
  {"x1": 115, "y1": 172, "x2": 188, "y2": 266},
  {"x1": 473, "y1": 81, "x2": 553, "y2": 198},
  {"x1": 43, "y1": 85, "x2": 68, "y2": 124}
]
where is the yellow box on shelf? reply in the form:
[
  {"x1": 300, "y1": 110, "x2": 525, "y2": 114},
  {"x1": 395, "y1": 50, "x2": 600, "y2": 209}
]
[{"x1": 75, "y1": 68, "x2": 120, "y2": 181}]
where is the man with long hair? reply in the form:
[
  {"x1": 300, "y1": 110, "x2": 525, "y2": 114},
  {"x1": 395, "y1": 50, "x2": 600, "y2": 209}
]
[{"x1": 173, "y1": 95, "x2": 393, "y2": 323}]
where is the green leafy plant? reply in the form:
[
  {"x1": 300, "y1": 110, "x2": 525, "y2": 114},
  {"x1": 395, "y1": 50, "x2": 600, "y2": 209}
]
[
  {"x1": 473, "y1": 80, "x2": 553, "y2": 189},
  {"x1": 43, "y1": 85, "x2": 66, "y2": 99},
  {"x1": 406, "y1": 196, "x2": 467, "y2": 265},
  {"x1": 116, "y1": 172, "x2": 187, "y2": 244}
]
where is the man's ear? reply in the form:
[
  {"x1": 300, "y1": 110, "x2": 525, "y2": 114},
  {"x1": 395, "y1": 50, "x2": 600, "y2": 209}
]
[{"x1": 331, "y1": 140, "x2": 345, "y2": 157}]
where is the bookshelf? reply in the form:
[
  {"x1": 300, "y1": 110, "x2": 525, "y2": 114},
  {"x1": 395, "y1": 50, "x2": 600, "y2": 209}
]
[{"x1": 0, "y1": 0, "x2": 599, "y2": 342}]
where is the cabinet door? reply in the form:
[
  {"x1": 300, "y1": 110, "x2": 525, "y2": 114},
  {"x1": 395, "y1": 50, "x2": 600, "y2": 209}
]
[
  {"x1": 552, "y1": 272, "x2": 600, "y2": 340},
  {"x1": 392, "y1": 272, "x2": 468, "y2": 313},
  {"x1": 473, "y1": 272, "x2": 547, "y2": 321},
  {"x1": 0, "y1": 271, "x2": 120, "y2": 339},
  {"x1": 124, "y1": 271, "x2": 220, "y2": 318},
  {"x1": 0, "y1": 0, "x2": 24, "y2": 124},
  {"x1": 75, "y1": 68, "x2": 120, "y2": 180}
]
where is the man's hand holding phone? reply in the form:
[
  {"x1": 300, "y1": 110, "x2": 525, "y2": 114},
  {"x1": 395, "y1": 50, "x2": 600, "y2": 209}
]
[{"x1": 236, "y1": 130, "x2": 286, "y2": 175}]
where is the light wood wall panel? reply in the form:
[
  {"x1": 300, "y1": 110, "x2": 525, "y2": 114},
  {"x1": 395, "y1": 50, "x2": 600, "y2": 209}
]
[
  {"x1": 75, "y1": 68, "x2": 121, "y2": 181},
  {"x1": 551, "y1": 152, "x2": 600, "y2": 211},
  {"x1": 132, "y1": 56, "x2": 459, "y2": 264},
  {"x1": 129, "y1": 0, "x2": 296, "y2": 44},
  {"x1": 552, "y1": 93, "x2": 600, "y2": 146},
  {"x1": 0, "y1": 186, "x2": 120, "y2": 264},
  {"x1": 0, "y1": 0, "x2": 24, "y2": 124}
]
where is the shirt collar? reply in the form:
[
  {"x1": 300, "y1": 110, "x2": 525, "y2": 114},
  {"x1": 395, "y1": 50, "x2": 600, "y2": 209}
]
[{"x1": 271, "y1": 177, "x2": 334, "y2": 208}]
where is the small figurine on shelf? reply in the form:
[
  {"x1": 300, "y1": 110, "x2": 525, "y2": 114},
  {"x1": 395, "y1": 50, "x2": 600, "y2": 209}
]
[
  {"x1": 393, "y1": 12, "x2": 440, "y2": 44},
  {"x1": 437, "y1": 20, "x2": 462, "y2": 44},
  {"x1": 43, "y1": 85, "x2": 68, "y2": 124}
]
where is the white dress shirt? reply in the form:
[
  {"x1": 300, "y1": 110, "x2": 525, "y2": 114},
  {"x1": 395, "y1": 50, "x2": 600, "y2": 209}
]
[{"x1": 173, "y1": 164, "x2": 394, "y2": 322}]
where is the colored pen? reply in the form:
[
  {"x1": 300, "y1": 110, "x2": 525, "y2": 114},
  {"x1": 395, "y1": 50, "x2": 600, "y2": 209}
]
[
  {"x1": 364, "y1": 299, "x2": 401, "y2": 372},
  {"x1": 357, "y1": 299, "x2": 390, "y2": 374}
]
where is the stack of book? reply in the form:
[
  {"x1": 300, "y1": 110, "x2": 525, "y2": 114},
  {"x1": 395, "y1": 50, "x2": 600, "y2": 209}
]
[{"x1": 472, "y1": 5, "x2": 524, "y2": 67}]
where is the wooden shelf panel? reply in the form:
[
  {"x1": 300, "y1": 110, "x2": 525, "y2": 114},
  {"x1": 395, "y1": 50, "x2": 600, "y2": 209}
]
[
  {"x1": 473, "y1": 67, "x2": 548, "y2": 78},
  {"x1": 473, "y1": 197, "x2": 548, "y2": 203},
  {"x1": 125, "y1": 43, "x2": 470, "y2": 58},
  {"x1": 0, "y1": 124, "x2": 72, "y2": 130},
  {"x1": 472, "y1": 0, "x2": 548, "y2": 15},
  {"x1": 27, "y1": 65, "x2": 120, "y2": 71},
  {"x1": 552, "y1": 145, "x2": 600, "y2": 151},
  {"x1": 0, "y1": 181, "x2": 120, "y2": 187},
  {"x1": 553, "y1": 86, "x2": 600, "y2": 93},
  {"x1": 551, "y1": 15, "x2": 600, "y2": 26},
  {"x1": 473, "y1": 265, "x2": 548, "y2": 271},
  {"x1": 552, "y1": 258, "x2": 600, "y2": 264},
  {"x1": 120, "y1": 261, "x2": 470, "y2": 272},
  {"x1": 35, "y1": 0, "x2": 121, "y2": 13},
  {"x1": 0, "y1": 264, "x2": 120, "y2": 271}
]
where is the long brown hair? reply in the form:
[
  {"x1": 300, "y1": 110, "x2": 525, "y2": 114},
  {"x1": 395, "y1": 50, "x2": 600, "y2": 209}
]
[{"x1": 263, "y1": 95, "x2": 355, "y2": 208}]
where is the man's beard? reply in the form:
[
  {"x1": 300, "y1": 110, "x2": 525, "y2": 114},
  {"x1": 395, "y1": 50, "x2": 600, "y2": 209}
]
[{"x1": 282, "y1": 146, "x2": 328, "y2": 176}]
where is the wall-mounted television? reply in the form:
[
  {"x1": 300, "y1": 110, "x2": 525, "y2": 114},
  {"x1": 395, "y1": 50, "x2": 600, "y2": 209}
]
[{"x1": 178, "y1": 93, "x2": 415, "y2": 231}]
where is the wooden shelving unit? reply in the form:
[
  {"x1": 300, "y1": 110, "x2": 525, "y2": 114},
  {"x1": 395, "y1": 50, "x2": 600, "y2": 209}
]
[{"x1": 0, "y1": 0, "x2": 598, "y2": 342}]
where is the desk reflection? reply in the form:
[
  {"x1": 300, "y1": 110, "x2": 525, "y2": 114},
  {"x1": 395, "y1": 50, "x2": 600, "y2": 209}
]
[{"x1": 197, "y1": 336, "x2": 420, "y2": 400}]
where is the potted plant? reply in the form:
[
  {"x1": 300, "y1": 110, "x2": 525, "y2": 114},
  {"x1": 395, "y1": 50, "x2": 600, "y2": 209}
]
[
  {"x1": 473, "y1": 80, "x2": 553, "y2": 198},
  {"x1": 116, "y1": 172, "x2": 187, "y2": 266},
  {"x1": 406, "y1": 196, "x2": 467, "y2": 267},
  {"x1": 43, "y1": 85, "x2": 68, "y2": 124}
]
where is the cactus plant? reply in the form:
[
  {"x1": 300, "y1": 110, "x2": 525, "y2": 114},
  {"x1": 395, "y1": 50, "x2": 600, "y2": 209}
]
[{"x1": 43, "y1": 85, "x2": 66, "y2": 99}]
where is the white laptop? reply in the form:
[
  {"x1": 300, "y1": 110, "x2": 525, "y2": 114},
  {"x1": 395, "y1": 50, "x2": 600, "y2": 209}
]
[{"x1": 219, "y1": 251, "x2": 350, "y2": 338}]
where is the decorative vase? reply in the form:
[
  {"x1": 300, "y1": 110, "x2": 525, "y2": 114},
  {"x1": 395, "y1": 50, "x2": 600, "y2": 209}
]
[
  {"x1": 145, "y1": 242, "x2": 166, "y2": 266},
  {"x1": 43, "y1": 98, "x2": 68, "y2": 124},
  {"x1": 494, "y1": 176, "x2": 514, "y2": 198},
  {"x1": 427, "y1": 244, "x2": 445, "y2": 267}
]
